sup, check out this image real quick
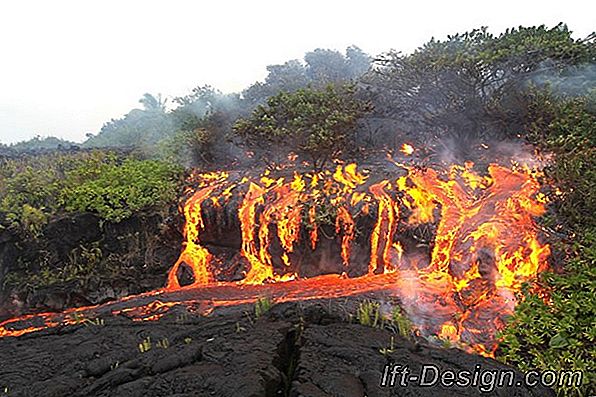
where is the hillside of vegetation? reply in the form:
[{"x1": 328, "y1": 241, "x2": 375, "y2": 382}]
[{"x1": 1, "y1": 24, "x2": 594, "y2": 396}]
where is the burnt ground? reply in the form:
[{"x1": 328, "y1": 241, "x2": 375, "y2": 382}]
[{"x1": 0, "y1": 299, "x2": 553, "y2": 397}]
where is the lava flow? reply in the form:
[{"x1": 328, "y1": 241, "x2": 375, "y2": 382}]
[{"x1": 0, "y1": 159, "x2": 550, "y2": 357}]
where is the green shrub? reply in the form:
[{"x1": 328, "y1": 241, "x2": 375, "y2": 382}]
[
  {"x1": 524, "y1": 92, "x2": 596, "y2": 230},
  {"x1": 498, "y1": 233, "x2": 596, "y2": 396},
  {"x1": 0, "y1": 151, "x2": 183, "y2": 233},
  {"x1": 254, "y1": 296, "x2": 273, "y2": 318},
  {"x1": 498, "y1": 92, "x2": 596, "y2": 396},
  {"x1": 391, "y1": 306, "x2": 414, "y2": 339},
  {"x1": 234, "y1": 84, "x2": 371, "y2": 169},
  {"x1": 60, "y1": 159, "x2": 183, "y2": 222},
  {"x1": 20, "y1": 204, "x2": 48, "y2": 237}
]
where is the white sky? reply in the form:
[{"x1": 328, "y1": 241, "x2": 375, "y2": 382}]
[{"x1": 0, "y1": 0, "x2": 593, "y2": 144}]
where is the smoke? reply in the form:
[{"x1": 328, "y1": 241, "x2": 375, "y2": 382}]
[
  {"x1": 527, "y1": 61, "x2": 596, "y2": 97},
  {"x1": 429, "y1": 138, "x2": 550, "y2": 171}
]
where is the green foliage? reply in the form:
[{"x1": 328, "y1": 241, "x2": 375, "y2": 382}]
[
  {"x1": 60, "y1": 159, "x2": 183, "y2": 222},
  {"x1": 5, "y1": 243, "x2": 104, "y2": 291},
  {"x1": 498, "y1": 234, "x2": 596, "y2": 396},
  {"x1": 254, "y1": 296, "x2": 273, "y2": 318},
  {"x1": 8, "y1": 136, "x2": 76, "y2": 152},
  {"x1": 254, "y1": 297, "x2": 273, "y2": 318},
  {"x1": 20, "y1": 204, "x2": 48, "y2": 237},
  {"x1": 243, "y1": 46, "x2": 370, "y2": 106},
  {"x1": 391, "y1": 306, "x2": 414, "y2": 339},
  {"x1": 234, "y1": 84, "x2": 371, "y2": 168},
  {"x1": 167, "y1": 85, "x2": 244, "y2": 165},
  {"x1": 156, "y1": 337, "x2": 170, "y2": 349},
  {"x1": 356, "y1": 300, "x2": 382, "y2": 328},
  {"x1": 379, "y1": 335, "x2": 396, "y2": 356},
  {"x1": 84, "y1": 94, "x2": 174, "y2": 149},
  {"x1": 498, "y1": 91, "x2": 595, "y2": 396},
  {"x1": 480, "y1": 24, "x2": 593, "y2": 65},
  {"x1": 138, "y1": 336, "x2": 152, "y2": 353},
  {"x1": 0, "y1": 151, "x2": 113, "y2": 232},
  {"x1": 0, "y1": 151, "x2": 183, "y2": 233},
  {"x1": 524, "y1": 91, "x2": 596, "y2": 229},
  {"x1": 367, "y1": 24, "x2": 594, "y2": 144}
]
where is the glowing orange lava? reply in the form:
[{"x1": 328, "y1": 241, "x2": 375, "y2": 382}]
[
  {"x1": 1, "y1": 161, "x2": 550, "y2": 358},
  {"x1": 161, "y1": 161, "x2": 549, "y2": 356}
]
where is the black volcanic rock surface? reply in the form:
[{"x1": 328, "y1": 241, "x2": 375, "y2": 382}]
[{"x1": 0, "y1": 300, "x2": 553, "y2": 397}]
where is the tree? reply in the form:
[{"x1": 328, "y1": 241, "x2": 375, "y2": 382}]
[
  {"x1": 346, "y1": 45, "x2": 371, "y2": 78},
  {"x1": 363, "y1": 24, "x2": 595, "y2": 153},
  {"x1": 243, "y1": 46, "x2": 371, "y2": 106},
  {"x1": 243, "y1": 60, "x2": 309, "y2": 106},
  {"x1": 139, "y1": 93, "x2": 167, "y2": 112},
  {"x1": 83, "y1": 93, "x2": 174, "y2": 150},
  {"x1": 167, "y1": 85, "x2": 244, "y2": 165},
  {"x1": 305, "y1": 48, "x2": 351, "y2": 83},
  {"x1": 233, "y1": 84, "x2": 371, "y2": 169}
]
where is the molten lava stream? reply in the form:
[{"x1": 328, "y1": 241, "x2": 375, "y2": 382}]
[
  {"x1": 0, "y1": 273, "x2": 403, "y2": 338},
  {"x1": 0, "y1": 162, "x2": 550, "y2": 360}
]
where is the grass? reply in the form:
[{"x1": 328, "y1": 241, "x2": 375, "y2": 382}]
[
  {"x1": 255, "y1": 296, "x2": 274, "y2": 318},
  {"x1": 138, "y1": 336, "x2": 152, "y2": 353},
  {"x1": 379, "y1": 336, "x2": 396, "y2": 356},
  {"x1": 391, "y1": 306, "x2": 414, "y2": 339},
  {"x1": 356, "y1": 300, "x2": 382, "y2": 328}
]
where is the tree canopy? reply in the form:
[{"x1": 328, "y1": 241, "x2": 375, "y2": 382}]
[
  {"x1": 363, "y1": 24, "x2": 595, "y2": 151},
  {"x1": 234, "y1": 84, "x2": 371, "y2": 168}
]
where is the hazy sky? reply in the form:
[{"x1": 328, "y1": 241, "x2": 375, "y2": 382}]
[{"x1": 0, "y1": 0, "x2": 593, "y2": 144}]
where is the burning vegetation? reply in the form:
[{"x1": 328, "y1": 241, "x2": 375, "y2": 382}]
[
  {"x1": 0, "y1": 156, "x2": 551, "y2": 359},
  {"x1": 161, "y1": 158, "x2": 550, "y2": 357}
]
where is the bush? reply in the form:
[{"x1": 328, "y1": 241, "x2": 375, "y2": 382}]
[
  {"x1": 234, "y1": 84, "x2": 371, "y2": 169},
  {"x1": 0, "y1": 151, "x2": 112, "y2": 231},
  {"x1": 497, "y1": 92, "x2": 596, "y2": 396},
  {"x1": 499, "y1": 234, "x2": 596, "y2": 396},
  {"x1": 20, "y1": 204, "x2": 48, "y2": 237},
  {"x1": 60, "y1": 159, "x2": 183, "y2": 222},
  {"x1": 0, "y1": 151, "x2": 183, "y2": 231},
  {"x1": 365, "y1": 24, "x2": 594, "y2": 148},
  {"x1": 524, "y1": 91, "x2": 596, "y2": 229}
]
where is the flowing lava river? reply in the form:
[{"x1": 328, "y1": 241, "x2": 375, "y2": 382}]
[{"x1": 0, "y1": 157, "x2": 551, "y2": 358}]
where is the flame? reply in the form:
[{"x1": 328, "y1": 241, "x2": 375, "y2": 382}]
[
  {"x1": 333, "y1": 163, "x2": 367, "y2": 192},
  {"x1": 369, "y1": 181, "x2": 398, "y2": 274},
  {"x1": 400, "y1": 143, "x2": 415, "y2": 155},
  {"x1": 166, "y1": 185, "x2": 216, "y2": 289},
  {"x1": 1, "y1": 160, "x2": 550, "y2": 359},
  {"x1": 162, "y1": 162, "x2": 551, "y2": 355},
  {"x1": 240, "y1": 182, "x2": 270, "y2": 284},
  {"x1": 335, "y1": 206, "x2": 355, "y2": 267},
  {"x1": 308, "y1": 205, "x2": 318, "y2": 250}
]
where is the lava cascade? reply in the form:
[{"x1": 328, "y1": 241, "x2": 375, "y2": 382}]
[
  {"x1": 164, "y1": 161, "x2": 550, "y2": 356},
  {"x1": 0, "y1": 161, "x2": 550, "y2": 357}
]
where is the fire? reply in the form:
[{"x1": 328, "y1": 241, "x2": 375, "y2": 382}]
[
  {"x1": 335, "y1": 206, "x2": 355, "y2": 267},
  {"x1": 400, "y1": 143, "x2": 415, "y2": 155},
  {"x1": 0, "y1": 159, "x2": 550, "y2": 358},
  {"x1": 162, "y1": 160, "x2": 549, "y2": 356},
  {"x1": 369, "y1": 181, "x2": 399, "y2": 274},
  {"x1": 239, "y1": 182, "x2": 269, "y2": 284},
  {"x1": 166, "y1": 185, "x2": 216, "y2": 289}
]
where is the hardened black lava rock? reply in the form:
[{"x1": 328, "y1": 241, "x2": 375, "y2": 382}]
[{"x1": 0, "y1": 300, "x2": 554, "y2": 397}]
